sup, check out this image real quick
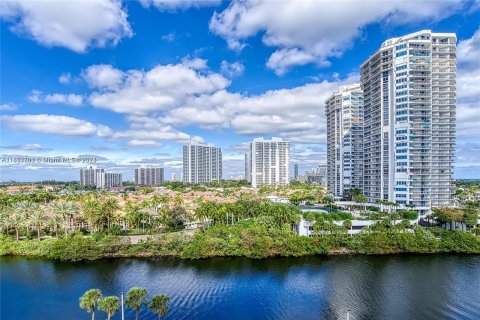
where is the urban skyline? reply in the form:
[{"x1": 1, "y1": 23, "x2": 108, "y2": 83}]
[{"x1": 1, "y1": 1, "x2": 479, "y2": 182}]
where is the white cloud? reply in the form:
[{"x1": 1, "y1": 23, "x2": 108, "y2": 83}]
[
  {"x1": 87, "y1": 60, "x2": 230, "y2": 114},
  {"x1": 44, "y1": 93, "x2": 83, "y2": 106},
  {"x1": 82, "y1": 64, "x2": 124, "y2": 89},
  {"x1": 0, "y1": 103, "x2": 17, "y2": 111},
  {"x1": 27, "y1": 90, "x2": 83, "y2": 106},
  {"x1": 58, "y1": 72, "x2": 72, "y2": 84},
  {"x1": 161, "y1": 32, "x2": 176, "y2": 42},
  {"x1": 0, "y1": 114, "x2": 110, "y2": 137},
  {"x1": 0, "y1": 0, "x2": 132, "y2": 53},
  {"x1": 220, "y1": 60, "x2": 245, "y2": 77},
  {"x1": 27, "y1": 90, "x2": 42, "y2": 103},
  {"x1": 140, "y1": 0, "x2": 221, "y2": 11},
  {"x1": 210, "y1": 0, "x2": 469, "y2": 74},
  {"x1": 0, "y1": 143, "x2": 47, "y2": 151},
  {"x1": 457, "y1": 27, "x2": 480, "y2": 138},
  {"x1": 127, "y1": 139, "x2": 161, "y2": 148}
]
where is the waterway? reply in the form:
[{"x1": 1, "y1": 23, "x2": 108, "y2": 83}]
[{"x1": 1, "y1": 255, "x2": 479, "y2": 319}]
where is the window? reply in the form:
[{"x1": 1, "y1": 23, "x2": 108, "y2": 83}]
[
  {"x1": 397, "y1": 181, "x2": 407, "y2": 185},
  {"x1": 396, "y1": 155, "x2": 407, "y2": 160},
  {"x1": 396, "y1": 51, "x2": 407, "y2": 57},
  {"x1": 395, "y1": 187, "x2": 407, "y2": 191}
]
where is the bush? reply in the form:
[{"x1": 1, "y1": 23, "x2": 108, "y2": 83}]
[
  {"x1": 47, "y1": 235, "x2": 100, "y2": 261},
  {"x1": 399, "y1": 210, "x2": 419, "y2": 220}
]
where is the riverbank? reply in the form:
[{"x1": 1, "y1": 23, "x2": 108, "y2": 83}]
[{"x1": 1, "y1": 222, "x2": 480, "y2": 261}]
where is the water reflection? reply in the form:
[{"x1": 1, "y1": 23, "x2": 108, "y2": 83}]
[{"x1": 1, "y1": 255, "x2": 479, "y2": 320}]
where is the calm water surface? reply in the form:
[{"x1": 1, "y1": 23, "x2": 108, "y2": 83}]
[{"x1": 1, "y1": 255, "x2": 479, "y2": 320}]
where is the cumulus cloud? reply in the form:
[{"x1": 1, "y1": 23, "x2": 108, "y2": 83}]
[
  {"x1": 127, "y1": 139, "x2": 161, "y2": 148},
  {"x1": 0, "y1": 103, "x2": 17, "y2": 111},
  {"x1": 81, "y1": 57, "x2": 358, "y2": 143},
  {"x1": 82, "y1": 64, "x2": 124, "y2": 89},
  {"x1": 44, "y1": 93, "x2": 83, "y2": 106},
  {"x1": 87, "y1": 59, "x2": 230, "y2": 113},
  {"x1": 58, "y1": 72, "x2": 72, "y2": 84},
  {"x1": 0, "y1": 0, "x2": 133, "y2": 53},
  {"x1": 27, "y1": 90, "x2": 42, "y2": 103},
  {"x1": 27, "y1": 90, "x2": 83, "y2": 106},
  {"x1": 112, "y1": 116, "x2": 205, "y2": 145},
  {"x1": 0, "y1": 114, "x2": 110, "y2": 137},
  {"x1": 220, "y1": 60, "x2": 245, "y2": 77},
  {"x1": 210, "y1": 0, "x2": 470, "y2": 74},
  {"x1": 140, "y1": 0, "x2": 221, "y2": 11}
]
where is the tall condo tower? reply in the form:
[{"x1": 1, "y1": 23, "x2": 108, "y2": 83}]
[
  {"x1": 80, "y1": 167, "x2": 104, "y2": 187},
  {"x1": 183, "y1": 143, "x2": 222, "y2": 183},
  {"x1": 361, "y1": 30, "x2": 456, "y2": 214},
  {"x1": 325, "y1": 84, "x2": 364, "y2": 197},
  {"x1": 248, "y1": 137, "x2": 290, "y2": 188},
  {"x1": 134, "y1": 167, "x2": 164, "y2": 186}
]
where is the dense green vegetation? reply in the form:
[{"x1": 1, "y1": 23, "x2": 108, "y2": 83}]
[
  {"x1": 1, "y1": 185, "x2": 479, "y2": 262},
  {"x1": 2, "y1": 221, "x2": 479, "y2": 261}
]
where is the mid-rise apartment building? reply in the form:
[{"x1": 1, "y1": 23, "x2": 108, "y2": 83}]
[
  {"x1": 247, "y1": 137, "x2": 290, "y2": 188},
  {"x1": 325, "y1": 84, "x2": 364, "y2": 197},
  {"x1": 183, "y1": 144, "x2": 222, "y2": 183},
  {"x1": 361, "y1": 30, "x2": 456, "y2": 213},
  {"x1": 134, "y1": 167, "x2": 164, "y2": 186}
]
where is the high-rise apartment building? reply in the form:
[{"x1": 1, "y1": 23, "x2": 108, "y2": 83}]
[
  {"x1": 134, "y1": 167, "x2": 164, "y2": 186},
  {"x1": 183, "y1": 144, "x2": 222, "y2": 183},
  {"x1": 361, "y1": 30, "x2": 456, "y2": 213},
  {"x1": 245, "y1": 152, "x2": 251, "y2": 183},
  {"x1": 96, "y1": 172, "x2": 122, "y2": 189},
  {"x1": 80, "y1": 167, "x2": 104, "y2": 187},
  {"x1": 247, "y1": 137, "x2": 290, "y2": 188},
  {"x1": 294, "y1": 163, "x2": 299, "y2": 181},
  {"x1": 325, "y1": 84, "x2": 364, "y2": 197}
]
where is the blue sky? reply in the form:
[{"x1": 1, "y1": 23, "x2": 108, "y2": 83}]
[{"x1": 1, "y1": 0, "x2": 479, "y2": 182}]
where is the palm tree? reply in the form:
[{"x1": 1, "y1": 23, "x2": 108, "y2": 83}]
[
  {"x1": 126, "y1": 287, "x2": 148, "y2": 320},
  {"x1": 150, "y1": 294, "x2": 170, "y2": 320},
  {"x1": 173, "y1": 194, "x2": 183, "y2": 207},
  {"x1": 49, "y1": 211, "x2": 64, "y2": 238},
  {"x1": 0, "y1": 209, "x2": 11, "y2": 235},
  {"x1": 9, "y1": 212, "x2": 24, "y2": 240},
  {"x1": 53, "y1": 201, "x2": 80, "y2": 236},
  {"x1": 98, "y1": 296, "x2": 120, "y2": 320},
  {"x1": 29, "y1": 206, "x2": 46, "y2": 239},
  {"x1": 82, "y1": 199, "x2": 101, "y2": 231},
  {"x1": 102, "y1": 198, "x2": 120, "y2": 231},
  {"x1": 79, "y1": 289, "x2": 102, "y2": 320}
]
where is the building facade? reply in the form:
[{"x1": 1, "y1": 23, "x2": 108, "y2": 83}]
[
  {"x1": 325, "y1": 84, "x2": 364, "y2": 197},
  {"x1": 245, "y1": 152, "x2": 251, "y2": 183},
  {"x1": 96, "y1": 172, "x2": 122, "y2": 189},
  {"x1": 134, "y1": 167, "x2": 164, "y2": 186},
  {"x1": 183, "y1": 144, "x2": 222, "y2": 184},
  {"x1": 80, "y1": 167, "x2": 104, "y2": 187},
  {"x1": 361, "y1": 30, "x2": 456, "y2": 213},
  {"x1": 248, "y1": 137, "x2": 290, "y2": 188}
]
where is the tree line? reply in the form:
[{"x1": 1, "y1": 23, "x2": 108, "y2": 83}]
[{"x1": 80, "y1": 287, "x2": 169, "y2": 320}]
